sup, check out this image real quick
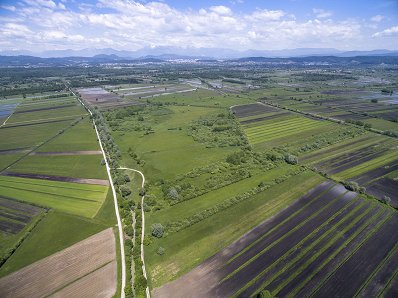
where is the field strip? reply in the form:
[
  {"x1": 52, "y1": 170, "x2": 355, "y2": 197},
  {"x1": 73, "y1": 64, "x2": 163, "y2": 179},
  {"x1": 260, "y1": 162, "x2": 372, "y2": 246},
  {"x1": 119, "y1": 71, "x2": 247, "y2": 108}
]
[
  {"x1": 223, "y1": 182, "x2": 335, "y2": 266},
  {"x1": 0, "y1": 185, "x2": 100, "y2": 203},
  {"x1": 0, "y1": 228, "x2": 116, "y2": 298},
  {"x1": 354, "y1": 240, "x2": 398, "y2": 297},
  {"x1": 29, "y1": 150, "x2": 102, "y2": 156},
  {"x1": 337, "y1": 151, "x2": 398, "y2": 179},
  {"x1": 222, "y1": 188, "x2": 346, "y2": 282},
  {"x1": 304, "y1": 210, "x2": 390, "y2": 298},
  {"x1": 244, "y1": 117, "x2": 315, "y2": 133},
  {"x1": 0, "y1": 176, "x2": 107, "y2": 192},
  {"x1": 73, "y1": 89, "x2": 126, "y2": 298},
  {"x1": 248, "y1": 125, "x2": 325, "y2": 143},
  {"x1": 246, "y1": 121, "x2": 326, "y2": 138},
  {"x1": 238, "y1": 197, "x2": 366, "y2": 297},
  {"x1": 300, "y1": 135, "x2": 378, "y2": 163},
  {"x1": 246, "y1": 121, "x2": 322, "y2": 139},
  {"x1": 1, "y1": 172, "x2": 110, "y2": 186},
  {"x1": 3, "y1": 114, "x2": 87, "y2": 127}
]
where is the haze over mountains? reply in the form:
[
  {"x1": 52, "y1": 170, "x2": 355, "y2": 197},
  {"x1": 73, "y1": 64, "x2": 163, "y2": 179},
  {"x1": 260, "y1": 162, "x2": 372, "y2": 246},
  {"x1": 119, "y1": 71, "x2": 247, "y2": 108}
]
[{"x1": 1, "y1": 47, "x2": 398, "y2": 59}]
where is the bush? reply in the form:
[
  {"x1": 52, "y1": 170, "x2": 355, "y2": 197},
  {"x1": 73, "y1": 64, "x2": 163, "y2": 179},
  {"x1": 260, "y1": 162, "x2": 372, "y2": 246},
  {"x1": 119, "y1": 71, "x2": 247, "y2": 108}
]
[
  {"x1": 343, "y1": 181, "x2": 359, "y2": 192},
  {"x1": 284, "y1": 154, "x2": 298, "y2": 165},
  {"x1": 157, "y1": 246, "x2": 165, "y2": 255},
  {"x1": 119, "y1": 185, "x2": 131, "y2": 197},
  {"x1": 382, "y1": 196, "x2": 391, "y2": 205},
  {"x1": 151, "y1": 223, "x2": 164, "y2": 238}
]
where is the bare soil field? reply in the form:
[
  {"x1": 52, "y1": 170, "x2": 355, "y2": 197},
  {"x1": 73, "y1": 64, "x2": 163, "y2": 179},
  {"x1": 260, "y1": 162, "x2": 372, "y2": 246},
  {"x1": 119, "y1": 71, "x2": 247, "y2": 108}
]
[
  {"x1": 0, "y1": 228, "x2": 116, "y2": 298},
  {"x1": 239, "y1": 112, "x2": 290, "y2": 124},
  {"x1": 2, "y1": 172, "x2": 109, "y2": 186},
  {"x1": 152, "y1": 181, "x2": 398, "y2": 298},
  {"x1": 231, "y1": 103, "x2": 279, "y2": 118}
]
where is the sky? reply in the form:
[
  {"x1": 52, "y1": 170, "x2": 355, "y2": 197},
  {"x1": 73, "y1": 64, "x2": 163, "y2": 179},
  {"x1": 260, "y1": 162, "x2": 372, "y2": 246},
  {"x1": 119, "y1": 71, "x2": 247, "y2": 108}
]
[{"x1": 0, "y1": 0, "x2": 397, "y2": 53}]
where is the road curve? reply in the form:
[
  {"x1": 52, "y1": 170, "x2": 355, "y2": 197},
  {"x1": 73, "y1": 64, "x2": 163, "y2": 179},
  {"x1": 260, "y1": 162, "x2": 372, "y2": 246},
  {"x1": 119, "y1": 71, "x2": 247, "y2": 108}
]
[
  {"x1": 71, "y1": 88, "x2": 126, "y2": 298},
  {"x1": 118, "y1": 167, "x2": 151, "y2": 298}
]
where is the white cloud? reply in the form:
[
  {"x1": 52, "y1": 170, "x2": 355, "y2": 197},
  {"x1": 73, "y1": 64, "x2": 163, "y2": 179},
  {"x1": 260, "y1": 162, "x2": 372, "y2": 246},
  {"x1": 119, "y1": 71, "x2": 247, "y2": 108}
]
[
  {"x1": 0, "y1": 0, "x2": 394, "y2": 52},
  {"x1": 250, "y1": 9, "x2": 286, "y2": 21},
  {"x1": 371, "y1": 15, "x2": 385, "y2": 22},
  {"x1": 373, "y1": 26, "x2": 398, "y2": 37},
  {"x1": 0, "y1": 5, "x2": 16, "y2": 12},
  {"x1": 313, "y1": 8, "x2": 333, "y2": 19},
  {"x1": 209, "y1": 6, "x2": 232, "y2": 15}
]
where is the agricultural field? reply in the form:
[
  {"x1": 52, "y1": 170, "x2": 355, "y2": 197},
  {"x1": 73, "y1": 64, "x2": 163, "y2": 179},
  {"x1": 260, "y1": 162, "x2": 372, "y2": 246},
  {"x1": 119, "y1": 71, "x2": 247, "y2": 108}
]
[
  {"x1": 0, "y1": 90, "x2": 118, "y2": 295},
  {"x1": 0, "y1": 228, "x2": 117, "y2": 298},
  {"x1": 1, "y1": 59, "x2": 398, "y2": 298},
  {"x1": 233, "y1": 101, "x2": 398, "y2": 208},
  {"x1": 153, "y1": 181, "x2": 398, "y2": 298}
]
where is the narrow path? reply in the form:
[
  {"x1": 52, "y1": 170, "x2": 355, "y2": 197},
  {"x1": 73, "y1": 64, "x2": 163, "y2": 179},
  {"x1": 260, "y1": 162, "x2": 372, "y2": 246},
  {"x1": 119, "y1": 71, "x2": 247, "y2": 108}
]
[
  {"x1": 118, "y1": 167, "x2": 151, "y2": 298},
  {"x1": 70, "y1": 88, "x2": 126, "y2": 298}
]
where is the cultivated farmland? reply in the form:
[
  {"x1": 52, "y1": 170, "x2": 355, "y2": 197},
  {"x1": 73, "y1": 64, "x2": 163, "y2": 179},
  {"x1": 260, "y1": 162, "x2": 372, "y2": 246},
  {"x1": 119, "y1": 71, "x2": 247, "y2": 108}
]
[
  {"x1": 0, "y1": 228, "x2": 117, "y2": 298},
  {"x1": 153, "y1": 181, "x2": 398, "y2": 298}
]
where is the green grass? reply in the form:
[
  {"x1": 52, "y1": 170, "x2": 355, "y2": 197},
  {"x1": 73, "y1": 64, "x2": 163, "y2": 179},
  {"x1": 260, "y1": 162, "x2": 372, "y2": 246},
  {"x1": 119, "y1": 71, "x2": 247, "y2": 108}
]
[
  {"x1": 363, "y1": 118, "x2": 398, "y2": 133},
  {"x1": 0, "y1": 153, "x2": 25, "y2": 171},
  {"x1": 0, "y1": 119, "x2": 73, "y2": 151},
  {"x1": 7, "y1": 105, "x2": 86, "y2": 124},
  {"x1": 0, "y1": 176, "x2": 108, "y2": 218},
  {"x1": 148, "y1": 166, "x2": 293, "y2": 227},
  {"x1": 145, "y1": 171, "x2": 323, "y2": 287},
  {"x1": 38, "y1": 117, "x2": 100, "y2": 152},
  {"x1": 8, "y1": 154, "x2": 108, "y2": 180},
  {"x1": 243, "y1": 117, "x2": 328, "y2": 145},
  {"x1": 0, "y1": 210, "x2": 108, "y2": 277},
  {"x1": 113, "y1": 106, "x2": 237, "y2": 180}
]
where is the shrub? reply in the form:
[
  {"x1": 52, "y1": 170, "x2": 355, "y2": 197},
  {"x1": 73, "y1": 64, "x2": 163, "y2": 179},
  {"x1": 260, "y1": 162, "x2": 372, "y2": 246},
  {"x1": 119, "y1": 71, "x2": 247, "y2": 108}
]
[
  {"x1": 119, "y1": 185, "x2": 131, "y2": 197},
  {"x1": 157, "y1": 246, "x2": 165, "y2": 255},
  {"x1": 151, "y1": 223, "x2": 164, "y2": 238},
  {"x1": 284, "y1": 154, "x2": 298, "y2": 165}
]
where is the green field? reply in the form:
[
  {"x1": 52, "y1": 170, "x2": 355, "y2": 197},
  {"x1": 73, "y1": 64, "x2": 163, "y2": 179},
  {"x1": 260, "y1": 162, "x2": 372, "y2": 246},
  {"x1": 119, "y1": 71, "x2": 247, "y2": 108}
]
[
  {"x1": 7, "y1": 104, "x2": 86, "y2": 124},
  {"x1": 0, "y1": 176, "x2": 108, "y2": 218},
  {"x1": 38, "y1": 117, "x2": 100, "y2": 152},
  {"x1": 244, "y1": 116, "x2": 329, "y2": 145},
  {"x1": 8, "y1": 154, "x2": 107, "y2": 180}
]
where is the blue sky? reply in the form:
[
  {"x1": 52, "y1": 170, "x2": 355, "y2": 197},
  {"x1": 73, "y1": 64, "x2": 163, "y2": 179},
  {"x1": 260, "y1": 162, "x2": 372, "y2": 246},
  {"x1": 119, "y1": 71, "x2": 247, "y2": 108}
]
[{"x1": 0, "y1": 0, "x2": 397, "y2": 53}]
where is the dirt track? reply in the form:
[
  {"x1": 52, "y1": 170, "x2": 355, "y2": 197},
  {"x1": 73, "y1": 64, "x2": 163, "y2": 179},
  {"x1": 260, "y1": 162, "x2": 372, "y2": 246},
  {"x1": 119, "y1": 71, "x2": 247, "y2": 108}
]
[{"x1": 0, "y1": 228, "x2": 117, "y2": 298}]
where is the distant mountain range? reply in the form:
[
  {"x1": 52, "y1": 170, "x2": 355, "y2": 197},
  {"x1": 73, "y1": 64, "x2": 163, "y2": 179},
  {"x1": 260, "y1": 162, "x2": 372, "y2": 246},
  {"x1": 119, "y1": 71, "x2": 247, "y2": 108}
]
[
  {"x1": 1, "y1": 53, "x2": 398, "y2": 67},
  {"x1": 1, "y1": 47, "x2": 398, "y2": 59}
]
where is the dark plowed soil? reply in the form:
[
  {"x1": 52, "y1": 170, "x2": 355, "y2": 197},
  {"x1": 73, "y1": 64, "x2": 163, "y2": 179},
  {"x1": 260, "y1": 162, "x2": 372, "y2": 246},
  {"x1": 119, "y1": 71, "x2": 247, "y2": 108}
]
[
  {"x1": 352, "y1": 161, "x2": 398, "y2": 185},
  {"x1": 239, "y1": 112, "x2": 290, "y2": 125},
  {"x1": 366, "y1": 178, "x2": 398, "y2": 208},
  {"x1": 231, "y1": 103, "x2": 279, "y2": 118},
  {"x1": 0, "y1": 197, "x2": 42, "y2": 215},
  {"x1": 153, "y1": 181, "x2": 398, "y2": 298},
  {"x1": 2, "y1": 172, "x2": 109, "y2": 186},
  {"x1": 0, "y1": 220, "x2": 24, "y2": 234},
  {"x1": 30, "y1": 151, "x2": 102, "y2": 156},
  {"x1": 14, "y1": 104, "x2": 76, "y2": 114}
]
